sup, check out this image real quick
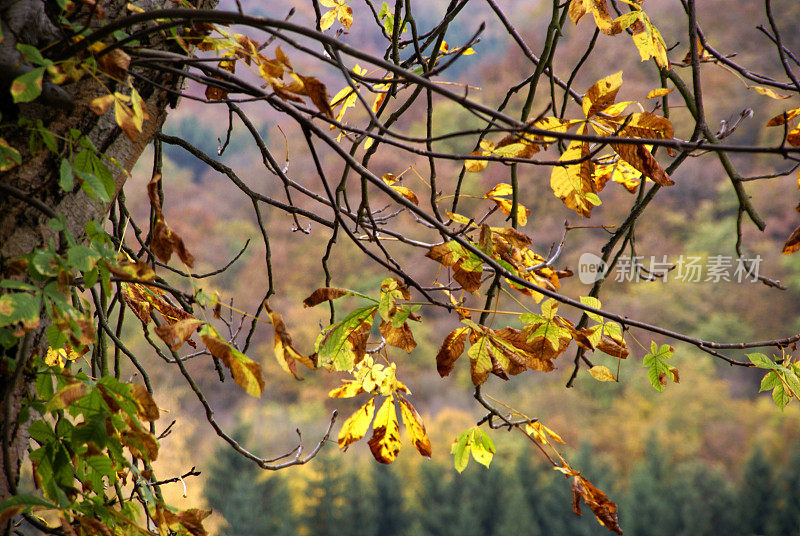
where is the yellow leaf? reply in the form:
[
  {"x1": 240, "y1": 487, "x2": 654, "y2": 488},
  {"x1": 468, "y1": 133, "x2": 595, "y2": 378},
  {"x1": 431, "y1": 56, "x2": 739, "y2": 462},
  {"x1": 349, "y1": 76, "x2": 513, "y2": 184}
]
[
  {"x1": 583, "y1": 71, "x2": 624, "y2": 118},
  {"x1": 329, "y1": 380, "x2": 365, "y2": 399},
  {"x1": 464, "y1": 151, "x2": 489, "y2": 172},
  {"x1": 338, "y1": 396, "x2": 376, "y2": 449},
  {"x1": 368, "y1": 395, "x2": 402, "y2": 463},
  {"x1": 267, "y1": 305, "x2": 316, "y2": 380},
  {"x1": 320, "y1": 9, "x2": 337, "y2": 31},
  {"x1": 589, "y1": 365, "x2": 617, "y2": 382},
  {"x1": 114, "y1": 99, "x2": 140, "y2": 142},
  {"x1": 483, "y1": 183, "x2": 514, "y2": 198},
  {"x1": 550, "y1": 136, "x2": 597, "y2": 217},
  {"x1": 199, "y1": 324, "x2": 264, "y2": 397},
  {"x1": 489, "y1": 198, "x2": 529, "y2": 226},
  {"x1": 89, "y1": 94, "x2": 115, "y2": 115},
  {"x1": 646, "y1": 87, "x2": 674, "y2": 99},
  {"x1": 390, "y1": 185, "x2": 419, "y2": 205},
  {"x1": 751, "y1": 86, "x2": 791, "y2": 100},
  {"x1": 630, "y1": 16, "x2": 669, "y2": 69},
  {"x1": 399, "y1": 397, "x2": 432, "y2": 457},
  {"x1": 766, "y1": 106, "x2": 800, "y2": 126}
]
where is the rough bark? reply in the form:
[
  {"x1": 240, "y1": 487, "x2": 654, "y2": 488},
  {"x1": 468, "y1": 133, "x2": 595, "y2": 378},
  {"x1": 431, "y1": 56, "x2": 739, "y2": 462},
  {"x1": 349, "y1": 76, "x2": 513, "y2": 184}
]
[{"x1": 0, "y1": 0, "x2": 215, "y2": 516}]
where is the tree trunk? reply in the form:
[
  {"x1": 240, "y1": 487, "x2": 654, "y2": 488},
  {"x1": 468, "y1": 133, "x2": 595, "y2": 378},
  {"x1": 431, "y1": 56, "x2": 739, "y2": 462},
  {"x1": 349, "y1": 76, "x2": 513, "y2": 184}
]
[{"x1": 0, "y1": 0, "x2": 213, "y2": 513}]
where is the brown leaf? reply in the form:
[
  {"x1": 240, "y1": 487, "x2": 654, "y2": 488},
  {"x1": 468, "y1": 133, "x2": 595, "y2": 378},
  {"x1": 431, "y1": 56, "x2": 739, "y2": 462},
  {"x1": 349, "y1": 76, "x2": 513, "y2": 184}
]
[
  {"x1": 121, "y1": 421, "x2": 159, "y2": 461},
  {"x1": 398, "y1": 397, "x2": 432, "y2": 458},
  {"x1": 303, "y1": 287, "x2": 352, "y2": 307},
  {"x1": 46, "y1": 383, "x2": 86, "y2": 412},
  {"x1": 296, "y1": 74, "x2": 334, "y2": 118},
  {"x1": 151, "y1": 217, "x2": 195, "y2": 267},
  {"x1": 97, "y1": 48, "x2": 131, "y2": 79},
  {"x1": 782, "y1": 224, "x2": 800, "y2": 254},
  {"x1": 108, "y1": 258, "x2": 156, "y2": 281},
  {"x1": 572, "y1": 475, "x2": 622, "y2": 534},
  {"x1": 162, "y1": 508, "x2": 212, "y2": 536},
  {"x1": 610, "y1": 140, "x2": 674, "y2": 186},
  {"x1": 154, "y1": 318, "x2": 203, "y2": 350},
  {"x1": 380, "y1": 320, "x2": 417, "y2": 353},
  {"x1": 267, "y1": 305, "x2": 315, "y2": 379},
  {"x1": 596, "y1": 335, "x2": 629, "y2": 359},
  {"x1": 453, "y1": 264, "x2": 483, "y2": 293},
  {"x1": 436, "y1": 327, "x2": 469, "y2": 377},
  {"x1": 130, "y1": 384, "x2": 160, "y2": 421}
]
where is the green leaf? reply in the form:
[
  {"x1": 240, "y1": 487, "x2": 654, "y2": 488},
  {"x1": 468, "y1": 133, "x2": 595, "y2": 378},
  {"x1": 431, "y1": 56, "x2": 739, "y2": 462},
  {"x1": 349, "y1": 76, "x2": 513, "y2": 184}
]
[
  {"x1": 11, "y1": 67, "x2": 45, "y2": 103},
  {"x1": 317, "y1": 306, "x2": 377, "y2": 370},
  {"x1": 0, "y1": 292, "x2": 40, "y2": 328},
  {"x1": 748, "y1": 353, "x2": 776, "y2": 370},
  {"x1": 451, "y1": 429, "x2": 470, "y2": 473},
  {"x1": 760, "y1": 371, "x2": 780, "y2": 392},
  {"x1": 59, "y1": 159, "x2": 74, "y2": 191},
  {"x1": 16, "y1": 43, "x2": 47, "y2": 66},
  {"x1": 85, "y1": 454, "x2": 116, "y2": 476},
  {"x1": 67, "y1": 245, "x2": 100, "y2": 273},
  {"x1": 773, "y1": 384, "x2": 789, "y2": 409}
]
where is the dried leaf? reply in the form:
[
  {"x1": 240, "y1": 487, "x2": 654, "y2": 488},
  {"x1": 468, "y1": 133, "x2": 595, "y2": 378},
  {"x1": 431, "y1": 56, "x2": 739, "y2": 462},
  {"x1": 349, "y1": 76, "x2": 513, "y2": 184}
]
[
  {"x1": 303, "y1": 287, "x2": 352, "y2": 307},
  {"x1": 398, "y1": 397, "x2": 432, "y2": 457},
  {"x1": 154, "y1": 318, "x2": 203, "y2": 350},
  {"x1": 130, "y1": 384, "x2": 160, "y2": 421}
]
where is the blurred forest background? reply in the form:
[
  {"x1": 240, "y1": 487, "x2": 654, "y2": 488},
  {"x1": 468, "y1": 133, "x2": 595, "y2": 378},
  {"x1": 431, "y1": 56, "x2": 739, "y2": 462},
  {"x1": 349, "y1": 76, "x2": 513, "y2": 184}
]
[{"x1": 107, "y1": 0, "x2": 800, "y2": 534}]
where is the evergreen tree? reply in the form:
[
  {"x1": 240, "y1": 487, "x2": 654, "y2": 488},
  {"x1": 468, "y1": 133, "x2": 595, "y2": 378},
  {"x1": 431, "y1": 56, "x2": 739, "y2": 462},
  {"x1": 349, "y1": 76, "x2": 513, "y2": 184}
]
[
  {"x1": 673, "y1": 461, "x2": 737, "y2": 536},
  {"x1": 737, "y1": 446, "x2": 777, "y2": 536},
  {"x1": 371, "y1": 463, "x2": 410, "y2": 536},
  {"x1": 415, "y1": 463, "x2": 461, "y2": 536},
  {"x1": 494, "y1": 465, "x2": 539, "y2": 536},
  {"x1": 622, "y1": 439, "x2": 681, "y2": 536},
  {"x1": 338, "y1": 468, "x2": 379, "y2": 536},
  {"x1": 298, "y1": 450, "x2": 349, "y2": 536},
  {"x1": 766, "y1": 450, "x2": 800, "y2": 536},
  {"x1": 205, "y1": 429, "x2": 296, "y2": 536}
]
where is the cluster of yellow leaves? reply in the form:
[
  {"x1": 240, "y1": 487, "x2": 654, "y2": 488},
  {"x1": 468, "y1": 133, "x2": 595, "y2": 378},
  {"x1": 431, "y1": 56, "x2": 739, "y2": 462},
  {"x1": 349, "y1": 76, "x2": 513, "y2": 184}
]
[
  {"x1": 199, "y1": 31, "x2": 334, "y2": 118},
  {"x1": 765, "y1": 107, "x2": 800, "y2": 254},
  {"x1": 463, "y1": 72, "x2": 673, "y2": 218},
  {"x1": 320, "y1": 0, "x2": 354, "y2": 31},
  {"x1": 464, "y1": 117, "x2": 577, "y2": 173},
  {"x1": 382, "y1": 173, "x2": 419, "y2": 205},
  {"x1": 89, "y1": 85, "x2": 150, "y2": 142},
  {"x1": 116, "y1": 256, "x2": 264, "y2": 398},
  {"x1": 427, "y1": 218, "x2": 565, "y2": 300},
  {"x1": 331, "y1": 356, "x2": 431, "y2": 463},
  {"x1": 552, "y1": 71, "x2": 674, "y2": 217},
  {"x1": 569, "y1": 0, "x2": 668, "y2": 70},
  {"x1": 436, "y1": 298, "x2": 627, "y2": 385}
]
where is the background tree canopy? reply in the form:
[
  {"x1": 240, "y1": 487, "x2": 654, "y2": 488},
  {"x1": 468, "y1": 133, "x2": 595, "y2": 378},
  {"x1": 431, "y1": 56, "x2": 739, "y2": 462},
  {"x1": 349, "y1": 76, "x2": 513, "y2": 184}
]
[{"x1": 3, "y1": 0, "x2": 800, "y2": 534}]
